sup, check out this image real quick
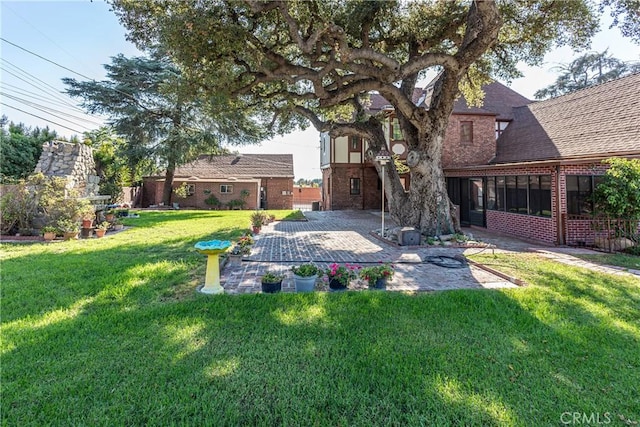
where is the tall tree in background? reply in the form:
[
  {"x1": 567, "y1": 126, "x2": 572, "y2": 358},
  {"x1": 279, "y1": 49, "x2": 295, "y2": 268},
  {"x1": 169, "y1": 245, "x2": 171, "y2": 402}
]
[
  {"x1": 535, "y1": 49, "x2": 640, "y2": 99},
  {"x1": 0, "y1": 116, "x2": 57, "y2": 182},
  {"x1": 112, "y1": 0, "x2": 637, "y2": 234},
  {"x1": 82, "y1": 127, "x2": 151, "y2": 202},
  {"x1": 64, "y1": 54, "x2": 266, "y2": 205}
]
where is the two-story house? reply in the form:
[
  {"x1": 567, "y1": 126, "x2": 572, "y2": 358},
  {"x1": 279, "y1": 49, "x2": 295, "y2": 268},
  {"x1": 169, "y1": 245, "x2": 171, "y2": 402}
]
[{"x1": 320, "y1": 73, "x2": 640, "y2": 245}]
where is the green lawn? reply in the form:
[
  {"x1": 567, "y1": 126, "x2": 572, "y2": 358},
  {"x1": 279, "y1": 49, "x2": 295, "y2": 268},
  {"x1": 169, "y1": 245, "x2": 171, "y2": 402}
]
[
  {"x1": 2, "y1": 211, "x2": 639, "y2": 426},
  {"x1": 573, "y1": 252, "x2": 640, "y2": 271}
]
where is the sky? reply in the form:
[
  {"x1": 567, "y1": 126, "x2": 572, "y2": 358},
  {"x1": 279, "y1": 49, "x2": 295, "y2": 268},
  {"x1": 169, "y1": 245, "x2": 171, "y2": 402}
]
[{"x1": 1, "y1": 1, "x2": 639, "y2": 180}]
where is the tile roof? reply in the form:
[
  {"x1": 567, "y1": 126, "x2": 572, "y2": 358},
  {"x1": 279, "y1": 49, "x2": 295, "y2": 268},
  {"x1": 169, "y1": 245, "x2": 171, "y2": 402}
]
[
  {"x1": 493, "y1": 73, "x2": 640, "y2": 164},
  {"x1": 170, "y1": 154, "x2": 294, "y2": 179}
]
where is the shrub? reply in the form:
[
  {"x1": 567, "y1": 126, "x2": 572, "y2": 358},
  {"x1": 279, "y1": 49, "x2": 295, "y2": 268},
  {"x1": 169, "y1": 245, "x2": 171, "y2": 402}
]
[{"x1": 204, "y1": 194, "x2": 221, "y2": 208}]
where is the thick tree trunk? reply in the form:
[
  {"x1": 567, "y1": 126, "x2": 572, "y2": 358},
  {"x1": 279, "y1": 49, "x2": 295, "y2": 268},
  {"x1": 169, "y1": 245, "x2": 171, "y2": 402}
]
[{"x1": 162, "y1": 162, "x2": 176, "y2": 206}]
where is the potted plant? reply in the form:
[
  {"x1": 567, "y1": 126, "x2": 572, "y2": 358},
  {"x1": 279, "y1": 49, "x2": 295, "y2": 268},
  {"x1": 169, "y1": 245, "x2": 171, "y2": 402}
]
[
  {"x1": 95, "y1": 221, "x2": 110, "y2": 238},
  {"x1": 42, "y1": 226, "x2": 57, "y2": 241},
  {"x1": 260, "y1": 271, "x2": 284, "y2": 293},
  {"x1": 57, "y1": 219, "x2": 80, "y2": 240},
  {"x1": 112, "y1": 218, "x2": 124, "y2": 231},
  {"x1": 359, "y1": 263, "x2": 395, "y2": 290},
  {"x1": 291, "y1": 263, "x2": 321, "y2": 292},
  {"x1": 104, "y1": 209, "x2": 115, "y2": 222},
  {"x1": 324, "y1": 263, "x2": 360, "y2": 291},
  {"x1": 250, "y1": 211, "x2": 266, "y2": 234},
  {"x1": 79, "y1": 204, "x2": 95, "y2": 229}
]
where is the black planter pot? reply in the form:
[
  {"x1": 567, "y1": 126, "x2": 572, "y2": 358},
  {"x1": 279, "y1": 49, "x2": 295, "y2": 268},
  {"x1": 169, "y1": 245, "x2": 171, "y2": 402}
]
[
  {"x1": 372, "y1": 277, "x2": 387, "y2": 290},
  {"x1": 328, "y1": 278, "x2": 347, "y2": 292},
  {"x1": 261, "y1": 280, "x2": 282, "y2": 293}
]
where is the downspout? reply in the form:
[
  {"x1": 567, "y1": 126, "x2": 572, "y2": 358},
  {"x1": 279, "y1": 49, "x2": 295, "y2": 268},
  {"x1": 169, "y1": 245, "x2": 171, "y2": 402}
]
[{"x1": 556, "y1": 165, "x2": 564, "y2": 245}]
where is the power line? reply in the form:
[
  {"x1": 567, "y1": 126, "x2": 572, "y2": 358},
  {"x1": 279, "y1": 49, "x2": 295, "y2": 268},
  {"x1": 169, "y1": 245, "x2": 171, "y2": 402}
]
[
  {"x1": 1, "y1": 3, "x2": 97, "y2": 78},
  {"x1": 1, "y1": 93, "x2": 95, "y2": 131},
  {"x1": 0, "y1": 82, "x2": 98, "y2": 114},
  {"x1": 1, "y1": 37, "x2": 155, "y2": 115},
  {"x1": 1, "y1": 58, "x2": 85, "y2": 110},
  {"x1": 1, "y1": 103, "x2": 84, "y2": 134},
  {"x1": 0, "y1": 92, "x2": 103, "y2": 128},
  {"x1": 1, "y1": 37, "x2": 95, "y2": 81}
]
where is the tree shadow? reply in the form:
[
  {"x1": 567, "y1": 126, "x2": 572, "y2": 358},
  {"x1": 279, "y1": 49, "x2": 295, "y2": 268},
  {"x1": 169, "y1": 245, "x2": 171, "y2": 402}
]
[{"x1": 3, "y1": 275, "x2": 638, "y2": 424}]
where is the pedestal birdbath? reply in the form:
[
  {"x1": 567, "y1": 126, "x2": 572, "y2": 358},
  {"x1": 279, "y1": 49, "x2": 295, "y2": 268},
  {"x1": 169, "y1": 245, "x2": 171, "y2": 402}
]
[{"x1": 194, "y1": 240, "x2": 231, "y2": 294}]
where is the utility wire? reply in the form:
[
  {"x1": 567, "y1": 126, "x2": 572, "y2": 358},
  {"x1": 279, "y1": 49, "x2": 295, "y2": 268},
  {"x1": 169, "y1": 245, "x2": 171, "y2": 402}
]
[
  {"x1": 1, "y1": 37, "x2": 96, "y2": 81},
  {"x1": 1, "y1": 58, "x2": 87, "y2": 109},
  {"x1": 0, "y1": 63, "x2": 83, "y2": 110},
  {"x1": 0, "y1": 92, "x2": 103, "y2": 127},
  {"x1": 0, "y1": 82, "x2": 104, "y2": 117},
  {"x1": 1, "y1": 103, "x2": 84, "y2": 134},
  {"x1": 2, "y1": 3, "x2": 97, "y2": 77},
  {"x1": 1, "y1": 37, "x2": 158, "y2": 116},
  {"x1": 1, "y1": 92, "x2": 95, "y2": 130}
]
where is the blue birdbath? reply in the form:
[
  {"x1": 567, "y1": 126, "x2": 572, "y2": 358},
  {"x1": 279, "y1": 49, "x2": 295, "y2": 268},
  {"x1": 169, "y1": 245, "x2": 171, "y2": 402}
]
[{"x1": 194, "y1": 240, "x2": 232, "y2": 294}]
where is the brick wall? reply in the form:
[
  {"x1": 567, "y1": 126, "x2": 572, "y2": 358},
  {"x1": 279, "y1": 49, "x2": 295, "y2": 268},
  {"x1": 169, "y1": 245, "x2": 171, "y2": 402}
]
[
  {"x1": 293, "y1": 186, "x2": 322, "y2": 204},
  {"x1": 324, "y1": 164, "x2": 382, "y2": 210},
  {"x1": 442, "y1": 114, "x2": 496, "y2": 168},
  {"x1": 486, "y1": 210, "x2": 556, "y2": 244},
  {"x1": 448, "y1": 165, "x2": 560, "y2": 244},
  {"x1": 322, "y1": 168, "x2": 332, "y2": 210},
  {"x1": 182, "y1": 182, "x2": 259, "y2": 210},
  {"x1": 262, "y1": 177, "x2": 293, "y2": 210},
  {"x1": 142, "y1": 178, "x2": 261, "y2": 209}
]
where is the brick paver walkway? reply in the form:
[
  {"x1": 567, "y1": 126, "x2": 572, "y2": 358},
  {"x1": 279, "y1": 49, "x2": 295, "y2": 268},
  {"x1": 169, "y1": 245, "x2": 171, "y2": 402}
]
[{"x1": 220, "y1": 211, "x2": 517, "y2": 294}]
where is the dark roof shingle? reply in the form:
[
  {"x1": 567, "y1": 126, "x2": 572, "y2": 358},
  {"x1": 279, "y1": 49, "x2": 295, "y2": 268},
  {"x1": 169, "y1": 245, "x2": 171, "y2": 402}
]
[
  {"x1": 171, "y1": 154, "x2": 294, "y2": 179},
  {"x1": 493, "y1": 73, "x2": 640, "y2": 164}
]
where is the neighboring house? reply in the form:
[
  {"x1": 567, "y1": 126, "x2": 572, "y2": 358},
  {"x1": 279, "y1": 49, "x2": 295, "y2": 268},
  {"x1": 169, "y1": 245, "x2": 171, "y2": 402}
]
[
  {"x1": 142, "y1": 154, "x2": 294, "y2": 210},
  {"x1": 321, "y1": 73, "x2": 640, "y2": 245}
]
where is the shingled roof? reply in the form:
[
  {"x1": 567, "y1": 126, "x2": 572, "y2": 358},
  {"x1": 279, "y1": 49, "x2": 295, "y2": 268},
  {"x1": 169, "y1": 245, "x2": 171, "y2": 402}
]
[
  {"x1": 368, "y1": 79, "x2": 530, "y2": 120},
  {"x1": 170, "y1": 154, "x2": 294, "y2": 179},
  {"x1": 493, "y1": 73, "x2": 640, "y2": 164}
]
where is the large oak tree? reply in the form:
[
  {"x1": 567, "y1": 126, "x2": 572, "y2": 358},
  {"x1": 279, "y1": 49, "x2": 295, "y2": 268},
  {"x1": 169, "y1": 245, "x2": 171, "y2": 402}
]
[{"x1": 112, "y1": 0, "x2": 633, "y2": 234}]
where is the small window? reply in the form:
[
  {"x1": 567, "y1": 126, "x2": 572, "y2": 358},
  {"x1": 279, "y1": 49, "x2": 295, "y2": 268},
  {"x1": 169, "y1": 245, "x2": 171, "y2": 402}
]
[
  {"x1": 391, "y1": 118, "x2": 403, "y2": 140},
  {"x1": 349, "y1": 136, "x2": 362, "y2": 152},
  {"x1": 220, "y1": 184, "x2": 233, "y2": 194},
  {"x1": 495, "y1": 121, "x2": 509, "y2": 139},
  {"x1": 186, "y1": 184, "x2": 195, "y2": 196},
  {"x1": 350, "y1": 178, "x2": 361, "y2": 195},
  {"x1": 460, "y1": 121, "x2": 473, "y2": 144}
]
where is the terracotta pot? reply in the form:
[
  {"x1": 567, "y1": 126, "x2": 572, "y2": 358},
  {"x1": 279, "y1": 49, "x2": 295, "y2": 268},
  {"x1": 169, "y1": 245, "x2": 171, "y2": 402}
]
[
  {"x1": 81, "y1": 219, "x2": 93, "y2": 229},
  {"x1": 95, "y1": 229, "x2": 107, "y2": 238},
  {"x1": 252, "y1": 226, "x2": 261, "y2": 234},
  {"x1": 43, "y1": 232, "x2": 56, "y2": 241},
  {"x1": 105, "y1": 214, "x2": 115, "y2": 222},
  {"x1": 63, "y1": 232, "x2": 79, "y2": 241}
]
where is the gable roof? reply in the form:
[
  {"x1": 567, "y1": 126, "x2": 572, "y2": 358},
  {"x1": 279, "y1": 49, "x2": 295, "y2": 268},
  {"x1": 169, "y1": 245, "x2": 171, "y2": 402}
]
[
  {"x1": 493, "y1": 73, "x2": 640, "y2": 164},
  {"x1": 451, "y1": 81, "x2": 531, "y2": 120},
  {"x1": 369, "y1": 79, "x2": 530, "y2": 120},
  {"x1": 170, "y1": 154, "x2": 294, "y2": 179}
]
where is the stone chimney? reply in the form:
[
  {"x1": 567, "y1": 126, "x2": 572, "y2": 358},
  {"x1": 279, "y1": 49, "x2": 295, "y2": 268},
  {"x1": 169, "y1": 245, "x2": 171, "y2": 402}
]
[{"x1": 34, "y1": 141, "x2": 100, "y2": 197}]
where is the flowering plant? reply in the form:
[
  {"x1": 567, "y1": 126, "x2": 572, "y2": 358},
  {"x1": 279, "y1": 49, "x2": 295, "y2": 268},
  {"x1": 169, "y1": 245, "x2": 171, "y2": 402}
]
[
  {"x1": 238, "y1": 235, "x2": 254, "y2": 253},
  {"x1": 325, "y1": 262, "x2": 360, "y2": 286},
  {"x1": 359, "y1": 263, "x2": 395, "y2": 285}
]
